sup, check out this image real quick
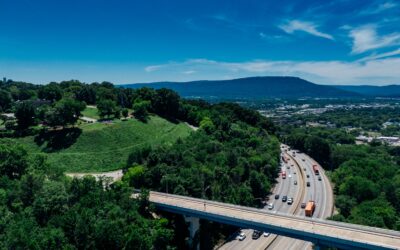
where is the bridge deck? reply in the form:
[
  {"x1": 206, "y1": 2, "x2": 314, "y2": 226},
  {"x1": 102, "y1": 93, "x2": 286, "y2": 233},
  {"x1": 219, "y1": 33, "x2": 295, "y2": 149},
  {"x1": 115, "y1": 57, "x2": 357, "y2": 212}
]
[{"x1": 148, "y1": 191, "x2": 400, "y2": 250}]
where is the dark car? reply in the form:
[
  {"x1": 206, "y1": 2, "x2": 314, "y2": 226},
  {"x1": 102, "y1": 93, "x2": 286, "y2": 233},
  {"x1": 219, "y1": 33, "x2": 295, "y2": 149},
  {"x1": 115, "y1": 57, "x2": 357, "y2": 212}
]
[
  {"x1": 301, "y1": 203, "x2": 306, "y2": 209},
  {"x1": 275, "y1": 194, "x2": 280, "y2": 199},
  {"x1": 252, "y1": 230, "x2": 261, "y2": 240},
  {"x1": 306, "y1": 174, "x2": 310, "y2": 178},
  {"x1": 282, "y1": 195, "x2": 287, "y2": 202},
  {"x1": 306, "y1": 182, "x2": 310, "y2": 187}
]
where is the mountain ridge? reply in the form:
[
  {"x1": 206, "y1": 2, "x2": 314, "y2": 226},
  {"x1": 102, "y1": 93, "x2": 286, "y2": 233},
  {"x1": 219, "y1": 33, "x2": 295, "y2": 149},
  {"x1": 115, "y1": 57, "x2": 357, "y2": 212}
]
[
  {"x1": 121, "y1": 76, "x2": 359, "y2": 99},
  {"x1": 332, "y1": 85, "x2": 400, "y2": 97}
]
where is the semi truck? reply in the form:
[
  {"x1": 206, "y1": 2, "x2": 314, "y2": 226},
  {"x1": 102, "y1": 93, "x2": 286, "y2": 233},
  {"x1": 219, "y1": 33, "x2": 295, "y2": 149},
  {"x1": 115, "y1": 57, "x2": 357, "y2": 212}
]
[{"x1": 305, "y1": 201, "x2": 315, "y2": 217}]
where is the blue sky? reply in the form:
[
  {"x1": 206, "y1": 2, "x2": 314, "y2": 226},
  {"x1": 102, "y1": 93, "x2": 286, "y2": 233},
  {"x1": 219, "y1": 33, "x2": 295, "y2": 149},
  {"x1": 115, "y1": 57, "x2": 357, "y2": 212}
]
[{"x1": 1, "y1": 0, "x2": 400, "y2": 85}]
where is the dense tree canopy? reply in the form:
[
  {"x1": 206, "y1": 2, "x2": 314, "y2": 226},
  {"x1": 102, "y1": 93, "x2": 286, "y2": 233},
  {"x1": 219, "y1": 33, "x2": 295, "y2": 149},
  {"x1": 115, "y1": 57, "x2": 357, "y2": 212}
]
[
  {"x1": 125, "y1": 102, "x2": 280, "y2": 207},
  {"x1": 15, "y1": 102, "x2": 36, "y2": 130},
  {"x1": 46, "y1": 98, "x2": 86, "y2": 127},
  {"x1": 97, "y1": 99, "x2": 118, "y2": 119},
  {"x1": 38, "y1": 83, "x2": 63, "y2": 102},
  {"x1": 0, "y1": 140, "x2": 175, "y2": 249},
  {"x1": 0, "y1": 90, "x2": 12, "y2": 112}
]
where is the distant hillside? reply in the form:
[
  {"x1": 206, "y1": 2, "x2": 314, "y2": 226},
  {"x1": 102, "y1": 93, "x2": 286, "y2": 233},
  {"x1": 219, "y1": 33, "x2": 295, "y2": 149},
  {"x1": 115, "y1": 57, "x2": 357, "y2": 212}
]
[
  {"x1": 333, "y1": 85, "x2": 400, "y2": 97},
  {"x1": 122, "y1": 76, "x2": 359, "y2": 99}
]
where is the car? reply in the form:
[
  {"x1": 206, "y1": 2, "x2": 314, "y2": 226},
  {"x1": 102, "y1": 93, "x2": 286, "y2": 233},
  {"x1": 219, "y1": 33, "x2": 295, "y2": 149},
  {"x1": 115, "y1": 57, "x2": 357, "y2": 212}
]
[
  {"x1": 294, "y1": 180, "x2": 297, "y2": 185},
  {"x1": 287, "y1": 166, "x2": 290, "y2": 169},
  {"x1": 301, "y1": 203, "x2": 306, "y2": 209},
  {"x1": 306, "y1": 174, "x2": 310, "y2": 178},
  {"x1": 288, "y1": 174, "x2": 292, "y2": 178},
  {"x1": 267, "y1": 203, "x2": 274, "y2": 210},
  {"x1": 303, "y1": 168, "x2": 306, "y2": 171},
  {"x1": 263, "y1": 232, "x2": 270, "y2": 237},
  {"x1": 252, "y1": 230, "x2": 261, "y2": 239},
  {"x1": 274, "y1": 194, "x2": 280, "y2": 199},
  {"x1": 306, "y1": 182, "x2": 310, "y2": 187},
  {"x1": 318, "y1": 176, "x2": 322, "y2": 181},
  {"x1": 287, "y1": 198, "x2": 293, "y2": 205},
  {"x1": 293, "y1": 171, "x2": 296, "y2": 174},
  {"x1": 238, "y1": 232, "x2": 246, "y2": 241},
  {"x1": 282, "y1": 196, "x2": 287, "y2": 202},
  {"x1": 291, "y1": 164, "x2": 294, "y2": 167},
  {"x1": 302, "y1": 158, "x2": 305, "y2": 161}
]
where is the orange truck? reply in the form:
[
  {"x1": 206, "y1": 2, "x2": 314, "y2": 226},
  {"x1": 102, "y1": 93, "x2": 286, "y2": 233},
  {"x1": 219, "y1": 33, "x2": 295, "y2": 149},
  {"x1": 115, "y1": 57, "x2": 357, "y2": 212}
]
[{"x1": 305, "y1": 201, "x2": 315, "y2": 217}]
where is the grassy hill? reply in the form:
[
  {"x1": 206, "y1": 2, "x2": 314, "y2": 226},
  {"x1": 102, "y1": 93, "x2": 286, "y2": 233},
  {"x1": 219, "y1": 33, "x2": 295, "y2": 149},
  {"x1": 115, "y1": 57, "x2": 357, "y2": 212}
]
[
  {"x1": 11, "y1": 116, "x2": 192, "y2": 172},
  {"x1": 81, "y1": 106, "x2": 101, "y2": 119}
]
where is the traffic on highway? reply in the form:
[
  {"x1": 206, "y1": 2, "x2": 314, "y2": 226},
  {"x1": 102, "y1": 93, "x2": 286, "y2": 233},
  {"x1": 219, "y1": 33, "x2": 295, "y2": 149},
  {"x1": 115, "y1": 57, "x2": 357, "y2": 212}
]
[{"x1": 219, "y1": 144, "x2": 334, "y2": 250}]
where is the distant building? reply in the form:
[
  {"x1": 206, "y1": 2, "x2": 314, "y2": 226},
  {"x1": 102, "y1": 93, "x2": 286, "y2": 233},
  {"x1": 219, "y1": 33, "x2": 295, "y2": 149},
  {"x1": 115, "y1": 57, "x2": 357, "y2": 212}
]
[
  {"x1": 356, "y1": 135, "x2": 370, "y2": 142},
  {"x1": 377, "y1": 136, "x2": 399, "y2": 143}
]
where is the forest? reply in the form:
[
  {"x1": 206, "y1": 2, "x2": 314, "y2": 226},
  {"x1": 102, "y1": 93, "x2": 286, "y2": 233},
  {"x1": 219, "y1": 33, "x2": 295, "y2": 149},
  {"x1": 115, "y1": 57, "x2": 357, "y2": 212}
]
[
  {"x1": 282, "y1": 119, "x2": 400, "y2": 230},
  {"x1": 0, "y1": 79, "x2": 280, "y2": 249},
  {"x1": 0, "y1": 139, "x2": 175, "y2": 249}
]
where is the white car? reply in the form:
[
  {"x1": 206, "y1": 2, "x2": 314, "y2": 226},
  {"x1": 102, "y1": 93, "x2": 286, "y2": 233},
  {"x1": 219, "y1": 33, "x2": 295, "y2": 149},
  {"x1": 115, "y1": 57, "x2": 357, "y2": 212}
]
[
  {"x1": 267, "y1": 203, "x2": 274, "y2": 210},
  {"x1": 263, "y1": 232, "x2": 270, "y2": 237},
  {"x1": 238, "y1": 232, "x2": 246, "y2": 241},
  {"x1": 288, "y1": 174, "x2": 292, "y2": 178}
]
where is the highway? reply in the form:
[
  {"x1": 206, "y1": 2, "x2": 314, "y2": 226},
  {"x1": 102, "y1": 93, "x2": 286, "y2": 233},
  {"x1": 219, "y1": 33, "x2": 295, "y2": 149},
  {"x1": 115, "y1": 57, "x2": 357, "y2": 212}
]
[
  {"x1": 148, "y1": 190, "x2": 400, "y2": 250},
  {"x1": 219, "y1": 145, "x2": 303, "y2": 249},
  {"x1": 267, "y1": 146, "x2": 334, "y2": 250},
  {"x1": 219, "y1": 144, "x2": 334, "y2": 250}
]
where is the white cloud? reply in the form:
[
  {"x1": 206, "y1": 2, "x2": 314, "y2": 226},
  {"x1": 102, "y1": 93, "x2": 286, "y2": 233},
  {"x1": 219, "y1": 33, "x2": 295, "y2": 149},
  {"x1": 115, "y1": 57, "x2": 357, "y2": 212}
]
[
  {"x1": 144, "y1": 57, "x2": 400, "y2": 85},
  {"x1": 350, "y1": 25, "x2": 400, "y2": 54},
  {"x1": 361, "y1": 1, "x2": 398, "y2": 15},
  {"x1": 377, "y1": 2, "x2": 397, "y2": 11},
  {"x1": 358, "y1": 48, "x2": 400, "y2": 62},
  {"x1": 182, "y1": 70, "x2": 196, "y2": 75},
  {"x1": 259, "y1": 32, "x2": 284, "y2": 40},
  {"x1": 145, "y1": 65, "x2": 164, "y2": 72},
  {"x1": 279, "y1": 20, "x2": 334, "y2": 40}
]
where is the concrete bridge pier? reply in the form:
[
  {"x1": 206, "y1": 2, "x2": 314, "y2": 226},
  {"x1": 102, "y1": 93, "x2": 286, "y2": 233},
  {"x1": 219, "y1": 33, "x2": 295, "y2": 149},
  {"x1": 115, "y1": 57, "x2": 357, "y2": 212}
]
[{"x1": 184, "y1": 215, "x2": 200, "y2": 250}]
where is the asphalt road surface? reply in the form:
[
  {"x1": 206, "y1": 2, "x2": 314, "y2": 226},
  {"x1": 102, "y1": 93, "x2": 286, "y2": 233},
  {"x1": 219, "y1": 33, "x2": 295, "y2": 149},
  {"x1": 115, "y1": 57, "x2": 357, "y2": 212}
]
[{"x1": 219, "y1": 145, "x2": 334, "y2": 250}]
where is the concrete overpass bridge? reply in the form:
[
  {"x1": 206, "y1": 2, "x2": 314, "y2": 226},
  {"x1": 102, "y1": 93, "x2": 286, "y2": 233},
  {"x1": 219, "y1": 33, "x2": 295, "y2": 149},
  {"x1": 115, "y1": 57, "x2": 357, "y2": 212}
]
[{"x1": 145, "y1": 191, "x2": 400, "y2": 250}]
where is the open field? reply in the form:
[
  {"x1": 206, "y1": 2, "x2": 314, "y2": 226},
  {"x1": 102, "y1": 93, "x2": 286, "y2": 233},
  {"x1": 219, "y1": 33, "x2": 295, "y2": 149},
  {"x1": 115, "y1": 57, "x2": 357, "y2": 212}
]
[
  {"x1": 9, "y1": 116, "x2": 192, "y2": 172},
  {"x1": 81, "y1": 106, "x2": 101, "y2": 119}
]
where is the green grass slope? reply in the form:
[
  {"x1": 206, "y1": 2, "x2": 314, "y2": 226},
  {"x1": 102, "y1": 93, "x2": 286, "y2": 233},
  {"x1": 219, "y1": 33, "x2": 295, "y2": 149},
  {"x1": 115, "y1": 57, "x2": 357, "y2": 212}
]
[
  {"x1": 11, "y1": 116, "x2": 192, "y2": 172},
  {"x1": 81, "y1": 106, "x2": 100, "y2": 119}
]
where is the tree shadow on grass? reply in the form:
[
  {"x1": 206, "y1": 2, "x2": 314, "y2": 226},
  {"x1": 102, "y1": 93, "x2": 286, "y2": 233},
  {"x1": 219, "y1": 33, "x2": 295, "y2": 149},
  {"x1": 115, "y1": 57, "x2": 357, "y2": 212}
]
[{"x1": 34, "y1": 127, "x2": 82, "y2": 152}]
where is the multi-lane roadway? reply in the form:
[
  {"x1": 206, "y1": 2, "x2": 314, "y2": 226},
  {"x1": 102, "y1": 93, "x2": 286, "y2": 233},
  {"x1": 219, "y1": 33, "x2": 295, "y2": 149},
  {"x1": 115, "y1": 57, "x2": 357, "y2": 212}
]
[{"x1": 219, "y1": 144, "x2": 334, "y2": 250}]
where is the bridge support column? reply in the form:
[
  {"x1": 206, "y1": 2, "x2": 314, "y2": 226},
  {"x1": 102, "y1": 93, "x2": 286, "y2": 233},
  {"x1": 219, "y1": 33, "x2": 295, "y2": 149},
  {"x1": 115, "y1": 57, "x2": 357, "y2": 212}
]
[
  {"x1": 313, "y1": 242, "x2": 321, "y2": 250},
  {"x1": 184, "y1": 216, "x2": 200, "y2": 250}
]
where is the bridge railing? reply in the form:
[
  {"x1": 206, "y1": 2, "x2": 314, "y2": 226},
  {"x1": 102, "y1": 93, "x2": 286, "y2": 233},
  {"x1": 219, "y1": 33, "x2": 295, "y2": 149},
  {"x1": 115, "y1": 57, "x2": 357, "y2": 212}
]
[{"x1": 142, "y1": 190, "x2": 400, "y2": 238}]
